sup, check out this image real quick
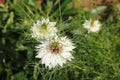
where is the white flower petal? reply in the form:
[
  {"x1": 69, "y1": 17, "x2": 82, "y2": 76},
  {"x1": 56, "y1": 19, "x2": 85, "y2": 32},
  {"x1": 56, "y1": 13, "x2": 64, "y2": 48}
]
[
  {"x1": 50, "y1": 55, "x2": 57, "y2": 68},
  {"x1": 49, "y1": 22, "x2": 56, "y2": 27},
  {"x1": 60, "y1": 52, "x2": 73, "y2": 61},
  {"x1": 36, "y1": 52, "x2": 46, "y2": 58}
]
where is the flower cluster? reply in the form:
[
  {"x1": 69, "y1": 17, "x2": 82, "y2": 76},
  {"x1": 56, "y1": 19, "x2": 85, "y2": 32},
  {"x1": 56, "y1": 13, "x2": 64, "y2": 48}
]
[
  {"x1": 31, "y1": 18, "x2": 75, "y2": 69},
  {"x1": 31, "y1": 18, "x2": 101, "y2": 69}
]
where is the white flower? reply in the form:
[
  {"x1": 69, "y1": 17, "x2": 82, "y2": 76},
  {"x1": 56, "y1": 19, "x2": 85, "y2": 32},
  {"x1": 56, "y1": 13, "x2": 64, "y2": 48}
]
[
  {"x1": 35, "y1": 36, "x2": 75, "y2": 69},
  {"x1": 83, "y1": 19, "x2": 101, "y2": 33},
  {"x1": 31, "y1": 18, "x2": 57, "y2": 40}
]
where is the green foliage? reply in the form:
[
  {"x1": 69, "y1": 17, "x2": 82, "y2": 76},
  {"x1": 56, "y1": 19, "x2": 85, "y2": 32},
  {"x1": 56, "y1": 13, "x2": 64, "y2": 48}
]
[
  {"x1": 0, "y1": 0, "x2": 120, "y2": 80},
  {"x1": 10, "y1": 72, "x2": 27, "y2": 80}
]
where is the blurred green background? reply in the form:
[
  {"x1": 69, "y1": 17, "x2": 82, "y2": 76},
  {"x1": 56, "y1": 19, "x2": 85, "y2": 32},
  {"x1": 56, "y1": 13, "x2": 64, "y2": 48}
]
[{"x1": 0, "y1": 0, "x2": 120, "y2": 80}]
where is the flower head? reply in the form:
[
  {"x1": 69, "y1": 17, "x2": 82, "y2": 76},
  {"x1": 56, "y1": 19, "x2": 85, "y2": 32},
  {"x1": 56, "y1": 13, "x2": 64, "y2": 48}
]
[
  {"x1": 36, "y1": 36, "x2": 75, "y2": 69},
  {"x1": 83, "y1": 19, "x2": 101, "y2": 33},
  {"x1": 31, "y1": 18, "x2": 57, "y2": 40}
]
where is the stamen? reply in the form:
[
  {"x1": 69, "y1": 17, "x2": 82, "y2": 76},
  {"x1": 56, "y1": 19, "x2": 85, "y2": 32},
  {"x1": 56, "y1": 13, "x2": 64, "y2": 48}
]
[
  {"x1": 38, "y1": 23, "x2": 50, "y2": 34},
  {"x1": 50, "y1": 42, "x2": 62, "y2": 54}
]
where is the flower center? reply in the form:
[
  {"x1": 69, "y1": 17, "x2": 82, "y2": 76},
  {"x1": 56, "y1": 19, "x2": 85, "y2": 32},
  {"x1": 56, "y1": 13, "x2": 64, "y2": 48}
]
[
  {"x1": 38, "y1": 23, "x2": 50, "y2": 34},
  {"x1": 41, "y1": 23, "x2": 48, "y2": 29},
  {"x1": 50, "y1": 42, "x2": 62, "y2": 54},
  {"x1": 90, "y1": 20, "x2": 95, "y2": 28}
]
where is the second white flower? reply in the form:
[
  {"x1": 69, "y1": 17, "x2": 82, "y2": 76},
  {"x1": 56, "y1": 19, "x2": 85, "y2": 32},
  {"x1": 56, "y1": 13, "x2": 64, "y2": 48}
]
[
  {"x1": 83, "y1": 19, "x2": 101, "y2": 33},
  {"x1": 31, "y1": 18, "x2": 57, "y2": 40}
]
